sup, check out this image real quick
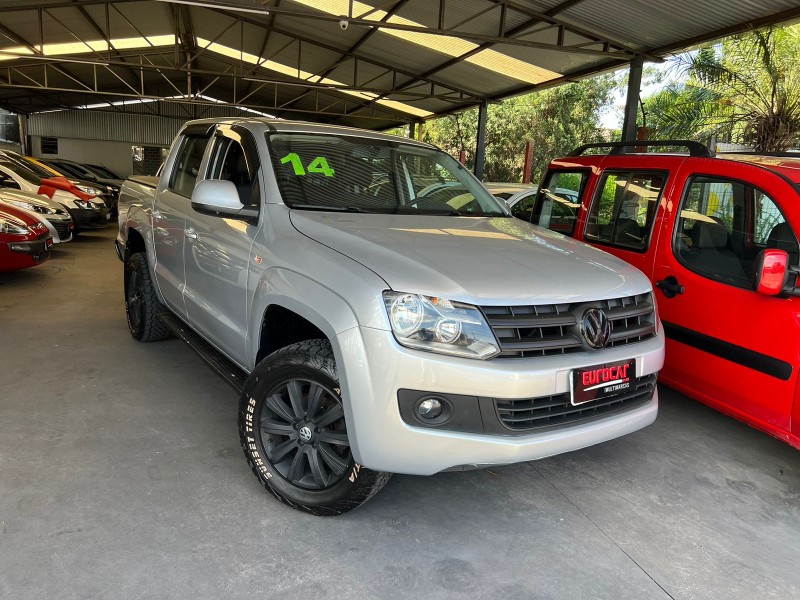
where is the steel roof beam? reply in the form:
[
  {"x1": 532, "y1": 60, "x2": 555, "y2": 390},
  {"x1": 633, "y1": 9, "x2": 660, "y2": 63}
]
[
  {"x1": 205, "y1": 7, "x2": 485, "y2": 100},
  {"x1": 249, "y1": 5, "x2": 638, "y2": 58}
]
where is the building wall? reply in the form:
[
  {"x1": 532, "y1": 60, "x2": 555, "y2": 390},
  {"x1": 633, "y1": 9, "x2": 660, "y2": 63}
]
[
  {"x1": 0, "y1": 140, "x2": 22, "y2": 153},
  {"x1": 30, "y1": 136, "x2": 156, "y2": 178}
]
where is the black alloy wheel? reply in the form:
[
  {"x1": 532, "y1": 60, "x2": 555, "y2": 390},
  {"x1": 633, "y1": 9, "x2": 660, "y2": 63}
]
[
  {"x1": 240, "y1": 340, "x2": 391, "y2": 515},
  {"x1": 258, "y1": 379, "x2": 351, "y2": 490},
  {"x1": 125, "y1": 264, "x2": 143, "y2": 332},
  {"x1": 124, "y1": 252, "x2": 170, "y2": 342}
]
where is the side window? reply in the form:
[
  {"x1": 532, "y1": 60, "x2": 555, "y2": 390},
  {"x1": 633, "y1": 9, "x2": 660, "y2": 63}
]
[
  {"x1": 585, "y1": 171, "x2": 664, "y2": 251},
  {"x1": 675, "y1": 176, "x2": 799, "y2": 289},
  {"x1": 207, "y1": 136, "x2": 259, "y2": 206},
  {"x1": 511, "y1": 192, "x2": 536, "y2": 221},
  {"x1": 168, "y1": 134, "x2": 209, "y2": 197},
  {"x1": 533, "y1": 171, "x2": 585, "y2": 235}
]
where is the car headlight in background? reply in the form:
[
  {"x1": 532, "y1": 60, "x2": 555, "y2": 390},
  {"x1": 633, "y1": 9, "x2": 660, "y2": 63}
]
[
  {"x1": 2, "y1": 199, "x2": 55, "y2": 214},
  {"x1": 76, "y1": 185, "x2": 100, "y2": 197},
  {"x1": 383, "y1": 291, "x2": 500, "y2": 359},
  {"x1": 72, "y1": 198, "x2": 101, "y2": 210},
  {"x1": 0, "y1": 217, "x2": 30, "y2": 234}
]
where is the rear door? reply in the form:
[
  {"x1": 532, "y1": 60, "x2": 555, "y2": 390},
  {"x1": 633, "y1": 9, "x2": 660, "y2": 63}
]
[
  {"x1": 652, "y1": 159, "x2": 800, "y2": 432},
  {"x1": 182, "y1": 125, "x2": 262, "y2": 366},
  {"x1": 152, "y1": 125, "x2": 213, "y2": 318}
]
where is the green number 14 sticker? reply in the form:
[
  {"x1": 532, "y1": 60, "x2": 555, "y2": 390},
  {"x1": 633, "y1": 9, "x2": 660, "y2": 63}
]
[{"x1": 280, "y1": 153, "x2": 335, "y2": 177}]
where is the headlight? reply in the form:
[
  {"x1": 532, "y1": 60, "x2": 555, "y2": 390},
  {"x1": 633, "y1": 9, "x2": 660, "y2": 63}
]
[
  {"x1": 73, "y1": 198, "x2": 100, "y2": 210},
  {"x1": 0, "y1": 217, "x2": 29, "y2": 234},
  {"x1": 76, "y1": 185, "x2": 100, "y2": 197},
  {"x1": 3, "y1": 199, "x2": 54, "y2": 214},
  {"x1": 383, "y1": 291, "x2": 500, "y2": 359},
  {"x1": 3, "y1": 199, "x2": 35, "y2": 212}
]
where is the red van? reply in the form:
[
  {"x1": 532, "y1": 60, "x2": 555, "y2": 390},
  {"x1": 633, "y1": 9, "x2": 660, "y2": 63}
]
[{"x1": 527, "y1": 141, "x2": 800, "y2": 448}]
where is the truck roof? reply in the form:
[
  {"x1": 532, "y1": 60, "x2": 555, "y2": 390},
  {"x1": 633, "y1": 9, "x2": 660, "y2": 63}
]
[{"x1": 181, "y1": 117, "x2": 435, "y2": 148}]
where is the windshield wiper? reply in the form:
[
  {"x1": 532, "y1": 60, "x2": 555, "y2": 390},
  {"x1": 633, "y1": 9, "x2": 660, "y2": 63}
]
[{"x1": 289, "y1": 204, "x2": 365, "y2": 213}]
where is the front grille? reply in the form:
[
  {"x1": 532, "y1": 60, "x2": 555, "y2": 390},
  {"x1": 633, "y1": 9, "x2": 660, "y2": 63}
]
[
  {"x1": 481, "y1": 293, "x2": 656, "y2": 358},
  {"x1": 495, "y1": 373, "x2": 657, "y2": 432},
  {"x1": 49, "y1": 219, "x2": 70, "y2": 239}
]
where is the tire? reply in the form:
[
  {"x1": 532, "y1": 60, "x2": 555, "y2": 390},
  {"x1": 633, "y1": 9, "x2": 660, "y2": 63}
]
[
  {"x1": 124, "y1": 251, "x2": 170, "y2": 342},
  {"x1": 239, "y1": 339, "x2": 392, "y2": 516}
]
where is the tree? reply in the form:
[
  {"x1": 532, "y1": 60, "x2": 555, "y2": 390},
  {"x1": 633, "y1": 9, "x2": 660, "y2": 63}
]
[
  {"x1": 421, "y1": 76, "x2": 614, "y2": 183},
  {"x1": 644, "y1": 25, "x2": 800, "y2": 151}
]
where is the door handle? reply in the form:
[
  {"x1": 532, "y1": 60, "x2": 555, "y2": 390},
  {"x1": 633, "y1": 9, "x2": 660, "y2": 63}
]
[
  {"x1": 184, "y1": 228, "x2": 198, "y2": 240},
  {"x1": 656, "y1": 275, "x2": 684, "y2": 298},
  {"x1": 152, "y1": 209, "x2": 162, "y2": 219}
]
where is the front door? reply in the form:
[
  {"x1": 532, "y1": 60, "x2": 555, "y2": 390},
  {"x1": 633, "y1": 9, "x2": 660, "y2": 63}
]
[
  {"x1": 652, "y1": 159, "x2": 800, "y2": 433},
  {"x1": 182, "y1": 125, "x2": 262, "y2": 366}
]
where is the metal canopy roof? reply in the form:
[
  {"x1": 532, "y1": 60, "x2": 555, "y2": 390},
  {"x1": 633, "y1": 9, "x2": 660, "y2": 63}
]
[{"x1": 1, "y1": 0, "x2": 800, "y2": 130}]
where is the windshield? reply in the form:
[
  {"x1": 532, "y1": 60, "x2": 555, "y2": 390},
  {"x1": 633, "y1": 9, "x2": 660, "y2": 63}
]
[
  {"x1": 17, "y1": 157, "x2": 58, "y2": 179},
  {"x1": 266, "y1": 133, "x2": 507, "y2": 217},
  {"x1": 86, "y1": 164, "x2": 120, "y2": 179},
  {"x1": 0, "y1": 158, "x2": 43, "y2": 185},
  {"x1": 46, "y1": 161, "x2": 86, "y2": 178}
]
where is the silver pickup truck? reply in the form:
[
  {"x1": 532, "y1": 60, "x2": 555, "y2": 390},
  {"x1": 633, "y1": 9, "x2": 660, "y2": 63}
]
[{"x1": 116, "y1": 118, "x2": 665, "y2": 515}]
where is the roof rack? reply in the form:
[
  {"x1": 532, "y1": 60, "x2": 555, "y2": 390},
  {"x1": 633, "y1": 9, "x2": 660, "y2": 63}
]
[{"x1": 569, "y1": 140, "x2": 715, "y2": 158}]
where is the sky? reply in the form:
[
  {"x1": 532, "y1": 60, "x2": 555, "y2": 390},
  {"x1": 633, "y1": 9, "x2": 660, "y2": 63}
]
[{"x1": 597, "y1": 56, "x2": 686, "y2": 130}]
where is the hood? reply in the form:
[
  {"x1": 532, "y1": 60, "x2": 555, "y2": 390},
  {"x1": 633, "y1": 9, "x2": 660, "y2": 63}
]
[
  {"x1": 289, "y1": 211, "x2": 651, "y2": 304},
  {"x1": 0, "y1": 202, "x2": 42, "y2": 228},
  {"x1": 0, "y1": 188, "x2": 62, "y2": 211}
]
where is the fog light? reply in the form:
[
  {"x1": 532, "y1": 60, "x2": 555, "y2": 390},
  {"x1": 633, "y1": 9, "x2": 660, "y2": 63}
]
[{"x1": 417, "y1": 397, "x2": 443, "y2": 419}]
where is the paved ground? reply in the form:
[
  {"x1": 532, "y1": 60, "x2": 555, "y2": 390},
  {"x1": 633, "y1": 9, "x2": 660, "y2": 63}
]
[{"x1": 1, "y1": 227, "x2": 799, "y2": 600}]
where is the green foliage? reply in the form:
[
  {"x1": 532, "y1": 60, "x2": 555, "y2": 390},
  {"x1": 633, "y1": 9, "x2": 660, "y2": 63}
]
[
  {"x1": 421, "y1": 76, "x2": 614, "y2": 183},
  {"x1": 644, "y1": 25, "x2": 800, "y2": 151}
]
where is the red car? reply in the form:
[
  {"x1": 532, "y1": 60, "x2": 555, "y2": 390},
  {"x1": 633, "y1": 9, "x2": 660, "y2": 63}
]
[
  {"x1": 527, "y1": 141, "x2": 800, "y2": 448},
  {"x1": 0, "y1": 202, "x2": 53, "y2": 272}
]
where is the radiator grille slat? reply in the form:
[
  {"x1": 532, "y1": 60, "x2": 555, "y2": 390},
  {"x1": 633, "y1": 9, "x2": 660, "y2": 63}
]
[
  {"x1": 482, "y1": 293, "x2": 656, "y2": 358},
  {"x1": 495, "y1": 374, "x2": 657, "y2": 431}
]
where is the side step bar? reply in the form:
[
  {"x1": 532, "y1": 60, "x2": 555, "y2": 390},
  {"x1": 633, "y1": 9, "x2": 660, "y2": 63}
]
[{"x1": 159, "y1": 313, "x2": 249, "y2": 394}]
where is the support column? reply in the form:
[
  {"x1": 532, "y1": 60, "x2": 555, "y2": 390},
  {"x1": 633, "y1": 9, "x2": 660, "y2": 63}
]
[
  {"x1": 474, "y1": 100, "x2": 488, "y2": 181},
  {"x1": 621, "y1": 54, "x2": 644, "y2": 142},
  {"x1": 408, "y1": 122, "x2": 416, "y2": 139}
]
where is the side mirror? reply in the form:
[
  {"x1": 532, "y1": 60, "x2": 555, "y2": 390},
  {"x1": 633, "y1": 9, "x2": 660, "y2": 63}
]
[
  {"x1": 191, "y1": 179, "x2": 257, "y2": 221},
  {"x1": 754, "y1": 248, "x2": 789, "y2": 296}
]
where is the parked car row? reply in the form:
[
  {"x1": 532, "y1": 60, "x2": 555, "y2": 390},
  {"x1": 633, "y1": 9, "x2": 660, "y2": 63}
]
[{"x1": 0, "y1": 149, "x2": 120, "y2": 273}]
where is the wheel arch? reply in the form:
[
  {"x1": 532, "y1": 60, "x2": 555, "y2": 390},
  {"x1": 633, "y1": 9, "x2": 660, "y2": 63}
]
[{"x1": 249, "y1": 268, "x2": 360, "y2": 369}]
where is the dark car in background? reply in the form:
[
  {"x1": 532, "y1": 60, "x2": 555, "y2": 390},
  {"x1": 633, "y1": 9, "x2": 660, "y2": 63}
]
[{"x1": 30, "y1": 157, "x2": 119, "y2": 217}]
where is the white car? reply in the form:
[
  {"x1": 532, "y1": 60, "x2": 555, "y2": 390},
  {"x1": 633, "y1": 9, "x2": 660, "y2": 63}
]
[
  {"x1": 0, "y1": 158, "x2": 108, "y2": 232},
  {"x1": 0, "y1": 189, "x2": 74, "y2": 243}
]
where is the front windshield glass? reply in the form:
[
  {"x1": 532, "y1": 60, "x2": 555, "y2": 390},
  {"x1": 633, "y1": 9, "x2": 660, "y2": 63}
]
[
  {"x1": 86, "y1": 164, "x2": 120, "y2": 179},
  {"x1": 266, "y1": 133, "x2": 507, "y2": 217},
  {"x1": 17, "y1": 157, "x2": 57, "y2": 179},
  {"x1": 0, "y1": 158, "x2": 43, "y2": 184}
]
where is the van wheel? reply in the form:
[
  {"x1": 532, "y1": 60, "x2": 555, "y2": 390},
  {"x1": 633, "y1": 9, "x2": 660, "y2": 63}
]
[
  {"x1": 239, "y1": 340, "x2": 392, "y2": 516},
  {"x1": 124, "y1": 252, "x2": 170, "y2": 342}
]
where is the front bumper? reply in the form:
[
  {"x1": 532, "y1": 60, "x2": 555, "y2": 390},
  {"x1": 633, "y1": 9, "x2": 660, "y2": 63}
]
[
  {"x1": 68, "y1": 207, "x2": 109, "y2": 229},
  {"x1": 6, "y1": 234, "x2": 52, "y2": 262},
  {"x1": 336, "y1": 326, "x2": 664, "y2": 475}
]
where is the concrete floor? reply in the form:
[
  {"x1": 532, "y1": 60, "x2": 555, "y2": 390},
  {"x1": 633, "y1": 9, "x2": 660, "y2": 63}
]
[{"x1": 1, "y1": 227, "x2": 799, "y2": 600}]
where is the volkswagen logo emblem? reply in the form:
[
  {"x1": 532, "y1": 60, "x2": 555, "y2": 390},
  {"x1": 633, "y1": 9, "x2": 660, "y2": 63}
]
[
  {"x1": 581, "y1": 308, "x2": 611, "y2": 349},
  {"x1": 298, "y1": 426, "x2": 313, "y2": 442}
]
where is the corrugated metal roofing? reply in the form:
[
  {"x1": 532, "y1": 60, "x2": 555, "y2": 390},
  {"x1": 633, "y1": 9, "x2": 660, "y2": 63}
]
[{"x1": 1, "y1": 0, "x2": 799, "y2": 130}]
